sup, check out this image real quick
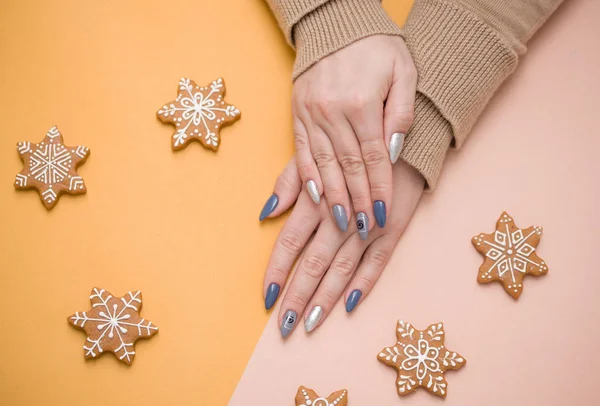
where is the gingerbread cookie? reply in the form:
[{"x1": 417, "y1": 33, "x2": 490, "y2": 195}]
[
  {"x1": 295, "y1": 386, "x2": 347, "y2": 406},
  {"x1": 378, "y1": 320, "x2": 466, "y2": 398},
  {"x1": 14, "y1": 126, "x2": 89, "y2": 209},
  {"x1": 157, "y1": 77, "x2": 241, "y2": 151},
  {"x1": 68, "y1": 288, "x2": 158, "y2": 365},
  {"x1": 472, "y1": 212, "x2": 548, "y2": 299}
]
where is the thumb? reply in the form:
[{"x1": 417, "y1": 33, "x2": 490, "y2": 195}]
[
  {"x1": 259, "y1": 157, "x2": 302, "y2": 221},
  {"x1": 384, "y1": 65, "x2": 417, "y2": 164}
]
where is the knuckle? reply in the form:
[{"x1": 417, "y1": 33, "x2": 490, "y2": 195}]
[
  {"x1": 268, "y1": 266, "x2": 288, "y2": 280},
  {"x1": 357, "y1": 274, "x2": 375, "y2": 291},
  {"x1": 369, "y1": 181, "x2": 389, "y2": 197},
  {"x1": 275, "y1": 172, "x2": 295, "y2": 191},
  {"x1": 339, "y1": 155, "x2": 365, "y2": 176},
  {"x1": 346, "y1": 94, "x2": 368, "y2": 113},
  {"x1": 331, "y1": 256, "x2": 356, "y2": 277},
  {"x1": 388, "y1": 107, "x2": 415, "y2": 129},
  {"x1": 287, "y1": 293, "x2": 307, "y2": 308},
  {"x1": 351, "y1": 195, "x2": 371, "y2": 211},
  {"x1": 362, "y1": 149, "x2": 388, "y2": 169},
  {"x1": 318, "y1": 290, "x2": 337, "y2": 307},
  {"x1": 313, "y1": 151, "x2": 337, "y2": 170},
  {"x1": 294, "y1": 133, "x2": 310, "y2": 148},
  {"x1": 296, "y1": 163, "x2": 313, "y2": 181},
  {"x1": 366, "y1": 249, "x2": 389, "y2": 267},
  {"x1": 309, "y1": 95, "x2": 337, "y2": 120},
  {"x1": 302, "y1": 255, "x2": 328, "y2": 279},
  {"x1": 279, "y1": 231, "x2": 303, "y2": 254}
]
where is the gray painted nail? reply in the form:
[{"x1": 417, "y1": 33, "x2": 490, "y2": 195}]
[
  {"x1": 280, "y1": 310, "x2": 297, "y2": 338},
  {"x1": 264, "y1": 283, "x2": 280, "y2": 310},
  {"x1": 259, "y1": 193, "x2": 278, "y2": 221},
  {"x1": 346, "y1": 290, "x2": 362, "y2": 313},
  {"x1": 388, "y1": 132, "x2": 405, "y2": 164},
  {"x1": 374, "y1": 200, "x2": 387, "y2": 228},
  {"x1": 306, "y1": 180, "x2": 320, "y2": 204},
  {"x1": 304, "y1": 306, "x2": 323, "y2": 333},
  {"x1": 332, "y1": 205, "x2": 348, "y2": 232},
  {"x1": 356, "y1": 212, "x2": 369, "y2": 240}
]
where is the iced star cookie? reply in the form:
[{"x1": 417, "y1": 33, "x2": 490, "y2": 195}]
[
  {"x1": 14, "y1": 126, "x2": 89, "y2": 209},
  {"x1": 472, "y1": 212, "x2": 548, "y2": 299},
  {"x1": 378, "y1": 320, "x2": 466, "y2": 399},
  {"x1": 295, "y1": 386, "x2": 348, "y2": 406},
  {"x1": 68, "y1": 288, "x2": 159, "y2": 365},
  {"x1": 157, "y1": 77, "x2": 241, "y2": 151}
]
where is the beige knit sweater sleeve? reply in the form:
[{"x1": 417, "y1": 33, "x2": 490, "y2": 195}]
[{"x1": 266, "y1": 0, "x2": 563, "y2": 188}]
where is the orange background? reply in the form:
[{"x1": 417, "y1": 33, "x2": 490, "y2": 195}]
[{"x1": 0, "y1": 1, "x2": 411, "y2": 404}]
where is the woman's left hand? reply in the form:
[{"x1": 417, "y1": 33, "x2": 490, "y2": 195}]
[{"x1": 261, "y1": 157, "x2": 424, "y2": 337}]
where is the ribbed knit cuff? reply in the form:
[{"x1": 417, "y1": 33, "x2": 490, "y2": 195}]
[
  {"x1": 401, "y1": 0, "x2": 519, "y2": 148},
  {"x1": 400, "y1": 93, "x2": 453, "y2": 190},
  {"x1": 292, "y1": 0, "x2": 402, "y2": 80}
]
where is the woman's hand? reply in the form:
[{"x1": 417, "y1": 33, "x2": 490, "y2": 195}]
[
  {"x1": 292, "y1": 34, "x2": 417, "y2": 239},
  {"x1": 262, "y1": 157, "x2": 424, "y2": 337}
]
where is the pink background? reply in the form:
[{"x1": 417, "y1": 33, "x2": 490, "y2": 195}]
[{"x1": 230, "y1": 0, "x2": 600, "y2": 404}]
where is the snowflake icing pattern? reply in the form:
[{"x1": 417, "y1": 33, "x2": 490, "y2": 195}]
[
  {"x1": 472, "y1": 212, "x2": 548, "y2": 299},
  {"x1": 68, "y1": 288, "x2": 158, "y2": 365},
  {"x1": 157, "y1": 77, "x2": 241, "y2": 151},
  {"x1": 14, "y1": 126, "x2": 89, "y2": 209},
  {"x1": 378, "y1": 321, "x2": 466, "y2": 398},
  {"x1": 295, "y1": 386, "x2": 347, "y2": 406}
]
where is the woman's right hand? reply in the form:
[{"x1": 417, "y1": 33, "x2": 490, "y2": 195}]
[{"x1": 291, "y1": 34, "x2": 417, "y2": 240}]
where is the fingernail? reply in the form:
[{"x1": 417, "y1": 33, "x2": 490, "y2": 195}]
[
  {"x1": 305, "y1": 305, "x2": 323, "y2": 333},
  {"x1": 280, "y1": 310, "x2": 297, "y2": 338},
  {"x1": 346, "y1": 290, "x2": 362, "y2": 313},
  {"x1": 356, "y1": 212, "x2": 368, "y2": 240},
  {"x1": 388, "y1": 132, "x2": 405, "y2": 164},
  {"x1": 264, "y1": 283, "x2": 280, "y2": 310},
  {"x1": 306, "y1": 180, "x2": 320, "y2": 204},
  {"x1": 259, "y1": 193, "x2": 278, "y2": 221},
  {"x1": 333, "y1": 205, "x2": 348, "y2": 232},
  {"x1": 374, "y1": 200, "x2": 387, "y2": 228}
]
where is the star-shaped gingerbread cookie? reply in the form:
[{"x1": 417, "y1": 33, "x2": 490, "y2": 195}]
[
  {"x1": 157, "y1": 77, "x2": 241, "y2": 151},
  {"x1": 14, "y1": 126, "x2": 89, "y2": 209},
  {"x1": 378, "y1": 320, "x2": 466, "y2": 398},
  {"x1": 68, "y1": 288, "x2": 159, "y2": 365},
  {"x1": 295, "y1": 386, "x2": 348, "y2": 406},
  {"x1": 472, "y1": 212, "x2": 548, "y2": 299}
]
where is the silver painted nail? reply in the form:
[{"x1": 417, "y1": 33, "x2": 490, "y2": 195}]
[
  {"x1": 388, "y1": 132, "x2": 405, "y2": 164},
  {"x1": 306, "y1": 180, "x2": 320, "y2": 204},
  {"x1": 280, "y1": 310, "x2": 297, "y2": 338},
  {"x1": 305, "y1": 306, "x2": 323, "y2": 333},
  {"x1": 356, "y1": 212, "x2": 369, "y2": 240}
]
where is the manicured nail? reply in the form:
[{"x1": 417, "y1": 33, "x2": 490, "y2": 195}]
[
  {"x1": 332, "y1": 205, "x2": 348, "y2": 232},
  {"x1": 346, "y1": 290, "x2": 362, "y2": 313},
  {"x1": 356, "y1": 212, "x2": 369, "y2": 240},
  {"x1": 388, "y1": 132, "x2": 405, "y2": 164},
  {"x1": 374, "y1": 200, "x2": 387, "y2": 228},
  {"x1": 259, "y1": 193, "x2": 278, "y2": 221},
  {"x1": 280, "y1": 310, "x2": 297, "y2": 338},
  {"x1": 304, "y1": 305, "x2": 323, "y2": 333},
  {"x1": 306, "y1": 180, "x2": 320, "y2": 204},
  {"x1": 264, "y1": 283, "x2": 280, "y2": 310}
]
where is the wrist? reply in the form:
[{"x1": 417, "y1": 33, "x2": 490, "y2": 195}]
[{"x1": 292, "y1": 0, "x2": 401, "y2": 80}]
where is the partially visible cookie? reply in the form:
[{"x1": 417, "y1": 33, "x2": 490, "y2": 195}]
[
  {"x1": 68, "y1": 288, "x2": 158, "y2": 365},
  {"x1": 378, "y1": 320, "x2": 466, "y2": 398},
  {"x1": 295, "y1": 386, "x2": 348, "y2": 406},
  {"x1": 14, "y1": 126, "x2": 89, "y2": 209},
  {"x1": 157, "y1": 77, "x2": 241, "y2": 151},
  {"x1": 472, "y1": 212, "x2": 548, "y2": 299}
]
